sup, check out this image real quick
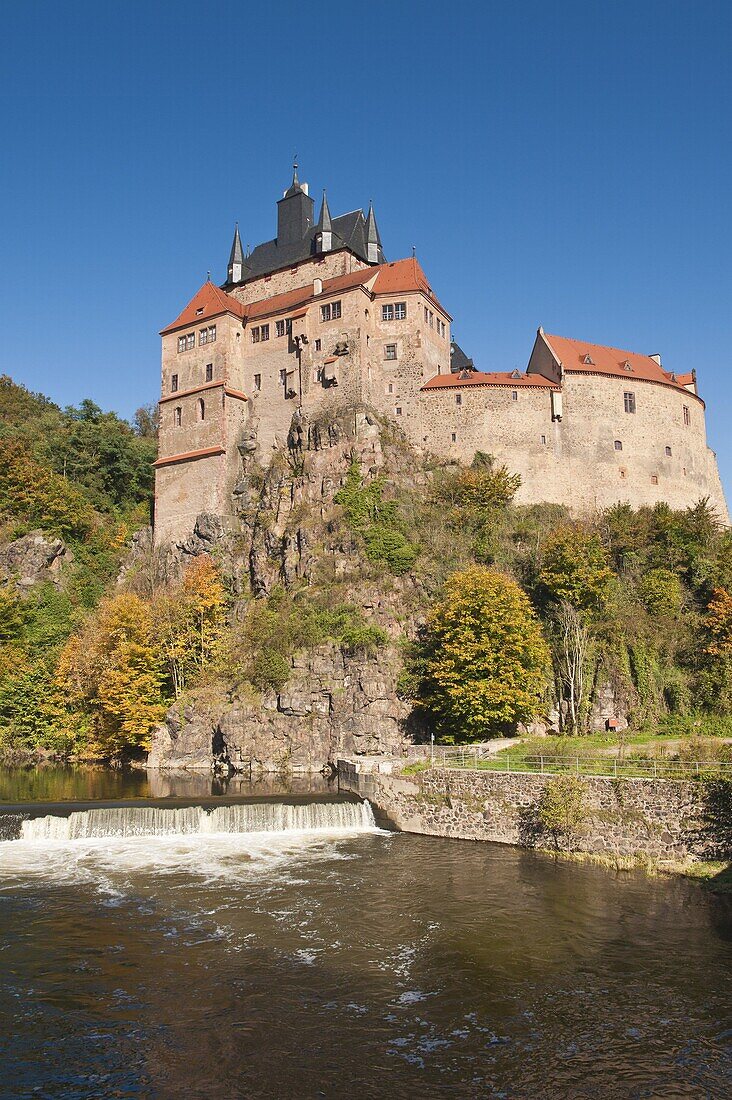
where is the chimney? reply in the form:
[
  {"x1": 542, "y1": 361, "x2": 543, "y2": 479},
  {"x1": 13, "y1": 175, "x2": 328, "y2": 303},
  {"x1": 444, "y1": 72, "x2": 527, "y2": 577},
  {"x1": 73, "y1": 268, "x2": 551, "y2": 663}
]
[
  {"x1": 313, "y1": 277, "x2": 323, "y2": 295},
  {"x1": 649, "y1": 353, "x2": 662, "y2": 366}
]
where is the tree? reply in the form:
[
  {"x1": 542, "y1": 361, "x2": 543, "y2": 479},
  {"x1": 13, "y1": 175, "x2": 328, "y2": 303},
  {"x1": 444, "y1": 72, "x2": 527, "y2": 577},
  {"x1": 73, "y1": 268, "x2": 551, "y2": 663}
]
[
  {"x1": 552, "y1": 601, "x2": 593, "y2": 733},
  {"x1": 56, "y1": 593, "x2": 165, "y2": 757},
  {"x1": 405, "y1": 565, "x2": 550, "y2": 740},
  {"x1": 152, "y1": 556, "x2": 227, "y2": 696},
  {"x1": 538, "y1": 525, "x2": 614, "y2": 613}
]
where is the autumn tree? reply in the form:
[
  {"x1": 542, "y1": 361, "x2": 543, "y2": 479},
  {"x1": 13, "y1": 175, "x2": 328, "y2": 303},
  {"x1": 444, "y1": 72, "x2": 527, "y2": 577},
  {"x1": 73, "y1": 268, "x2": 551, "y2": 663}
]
[
  {"x1": 152, "y1": 556, "x2": 227, "y2": 696},
  {"x1": 56, "y1": 593, "x2": 165, "y2": 757},
  {"x1": 404, "y1": 565, "x2": 550, "y2": 741}
]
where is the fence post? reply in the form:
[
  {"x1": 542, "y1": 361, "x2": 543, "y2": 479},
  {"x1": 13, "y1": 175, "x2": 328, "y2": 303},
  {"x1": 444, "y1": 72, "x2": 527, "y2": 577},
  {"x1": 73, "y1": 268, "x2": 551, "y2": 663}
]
[
  {"x1": 576, "y1": 757, "x2": 580, "y2": 774},
  {"x1": 506, "y1": 754, "x2": 510, "y2": 773},
  {"x1": 613, "y1": 757, "x2": 617, "y2": 778},
  {"x1": 696, "y1": 762, "x2": 700, "y2": 777},
  {"x1": 653, "y1": 760, "x2": 657, "y2": 779},
  {"x1": 540, "y1": 756, "x2": 544, "y2": 774}
]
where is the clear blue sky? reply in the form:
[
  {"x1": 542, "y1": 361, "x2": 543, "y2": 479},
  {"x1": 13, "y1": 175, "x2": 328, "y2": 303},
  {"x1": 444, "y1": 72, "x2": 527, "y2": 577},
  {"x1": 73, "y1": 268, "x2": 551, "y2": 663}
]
[{"x1": 2, "y1": 1, "x2": 730, "y2": 489}]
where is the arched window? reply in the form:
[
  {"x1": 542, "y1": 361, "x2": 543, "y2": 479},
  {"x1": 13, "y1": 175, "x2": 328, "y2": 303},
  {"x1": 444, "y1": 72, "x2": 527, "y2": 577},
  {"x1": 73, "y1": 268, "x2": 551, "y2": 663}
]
[
  {"x1": 614, "y1": 440, "x2": 623, "y2": 451},
  {"x1": 174, "y1": 406, "x2": 182, "y2": 427},
  {"x1": 198, "y1": 398, "x2": 205, "y2": 422}
]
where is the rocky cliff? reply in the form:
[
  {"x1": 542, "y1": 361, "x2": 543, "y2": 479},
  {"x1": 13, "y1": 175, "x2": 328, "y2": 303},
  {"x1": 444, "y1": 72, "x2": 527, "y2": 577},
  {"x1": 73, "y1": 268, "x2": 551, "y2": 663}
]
[{"x1": 146, "y1": 405, "x2": 428, "y2": 773}]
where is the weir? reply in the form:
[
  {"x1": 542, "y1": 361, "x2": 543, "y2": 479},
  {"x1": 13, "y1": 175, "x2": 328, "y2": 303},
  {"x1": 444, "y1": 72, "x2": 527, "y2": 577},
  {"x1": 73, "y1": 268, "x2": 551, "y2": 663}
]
[{"x1": 6, "y1": 799, "x2": 377, "y2": 843}]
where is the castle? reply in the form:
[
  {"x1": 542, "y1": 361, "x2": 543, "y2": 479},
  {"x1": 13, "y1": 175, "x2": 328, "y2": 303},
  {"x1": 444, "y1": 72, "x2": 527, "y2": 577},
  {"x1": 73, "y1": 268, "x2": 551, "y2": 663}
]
[{"x1": 153, "y1": 166, "x2": 728, "y2": 543}]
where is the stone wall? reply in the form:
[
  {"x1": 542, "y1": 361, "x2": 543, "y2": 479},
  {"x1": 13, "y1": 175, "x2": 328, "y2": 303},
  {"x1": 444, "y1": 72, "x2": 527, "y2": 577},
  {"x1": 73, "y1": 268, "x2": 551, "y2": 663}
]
[
  {"x1": 418, "y1": 371, "x2": 728, "y2": 519},
  {"x1": 339, "y1": 763, "x2": 707, "y2": 861}
]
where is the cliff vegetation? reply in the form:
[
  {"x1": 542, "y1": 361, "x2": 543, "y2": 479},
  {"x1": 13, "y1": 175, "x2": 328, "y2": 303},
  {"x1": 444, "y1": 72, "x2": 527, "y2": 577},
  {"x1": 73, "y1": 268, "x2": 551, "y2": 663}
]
[{"x1": 1, "y1": 380, "x2": 732, "y2": 764}]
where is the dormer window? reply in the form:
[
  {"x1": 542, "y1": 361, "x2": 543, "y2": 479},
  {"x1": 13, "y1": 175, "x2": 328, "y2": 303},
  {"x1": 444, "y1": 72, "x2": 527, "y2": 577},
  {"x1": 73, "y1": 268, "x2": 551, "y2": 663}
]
[
  {"x1": 582, "y1": 353, "x2": 595, "y2": 365},
  {"x1": 510, "y1": 369, "x2": 521, "y2": 379},
  {"x1": 195, "y1": 307, "x2": 204, "y2": 316},
  {"x1": 623, "y1": 361, "x2": 633, "y2": 372}
]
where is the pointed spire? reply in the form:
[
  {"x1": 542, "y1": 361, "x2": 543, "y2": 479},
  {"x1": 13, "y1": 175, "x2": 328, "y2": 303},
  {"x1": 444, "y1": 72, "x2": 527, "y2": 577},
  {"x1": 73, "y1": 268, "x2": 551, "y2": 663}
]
[
  {"x1": 317, "y1": 190, "x2": 333, "y2": 233},
  {"x1": 366, "y1": 201, "x2": 383, "y2": 263},
  {"x1": 227, "y1": 222, "x2": 244, "y2": 284},
  {"x1": 315, "y1": 189, "x2": 333, "y2": 254},
  {"x1": 284, "y1": 156, "x2": 304, "y2": 198},
  {"x1": 228, "y1": 222, "x2": 243, "y2": 267}
]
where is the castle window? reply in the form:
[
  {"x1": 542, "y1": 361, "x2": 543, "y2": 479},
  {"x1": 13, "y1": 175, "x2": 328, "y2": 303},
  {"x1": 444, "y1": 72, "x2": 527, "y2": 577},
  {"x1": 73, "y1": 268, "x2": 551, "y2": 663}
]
[
  {"x1": 541, "y1": 434, "x2": 547, "y2": 445},
  {"x1": 174, "y1": 406, "x2": 182, "y2": 427},
  {"x1": 251, "y1": 327, "x2": 260, "y2": 343},
  {"x1": 320, "y1": 301, "x2": 341, "y2": 322},
  {"x1": 177, "y1": 337, "x2": 185, "y2": 353},
  {"x1": 382, "y1": 304, "x2": 394, "y2": 321},
  {"x1": 624, "y1": 391, "x2": 636, "y2": 414},
  {"x1": 197, "y1": 398, "x2": 205, "y2": 422},
  {"x1": 314, "y1": 339, "x2": 321, "y2": 351},
  {"x1": 665, "y1": 445, "x2": 672, "y2": 457},
  {"x1": 512, "y1": 391, "x2": 518, "y2": 401},
  {"x1": 205, "y1": 364, "x2": 213, "y2": 383},
  {"x1": 276, "y1": 320, "x2": 285, "y2": 337},
  {"x1": 451, "y1": 433, "x2": 457, "y2": 443},
  {"x1": 187, "y1": 333, "x2": 195, "y2": 350},
  {"x1": 614, "y1": 440, "x2": 623, "y2": 451},
  {"x1": 208, "y1": 325, "x2": 216, "y2": 342},
  {"x1": 429, "y1": 310, "x2": 434, "y2": 328},
  {"x1": 314, "y1": 367, "x2": 324, "y2": 384},
  {"x1": 683, "y1": 404, "x2": 690, "y2": 426},
  {"x1": 455, "y1": 394, "x2": 462, "y2": 406},
  {"x1": 424, "y1": 306, "x2": 428, "y2": 323},
  {"x1": 279, "y1": 369, "x2": 287, "y2": 386},
  {"x1": 171, "y1": 374, "x2": 178, "y2": 393},
  {"x1": 260, "y1": 324, "x2": 270, "y2": 341},
  {"x1": 384, "y1": 344, "x2": 397, "y2": 361},
  {"x1": 386, "y1": 383, "x2": 394, "y2": 395},
  {"x1": 395, "y1": 302, "x2": 407, "y2": 320},
  {"x1": 620, "y1": 468, "x2": 627, "y2": 479},
  {"x1": 395, "y1": 406, "x2": 402, "y2": 416},
  {"x1": 199, "y1": 328, "x2": 208, "y2": 346},
  {"x1": 253, "y1": 374, "x2": 261, "y2": 391},
  {"x1": 651, "y1": 475, "x2": 658, "y2": 485}
]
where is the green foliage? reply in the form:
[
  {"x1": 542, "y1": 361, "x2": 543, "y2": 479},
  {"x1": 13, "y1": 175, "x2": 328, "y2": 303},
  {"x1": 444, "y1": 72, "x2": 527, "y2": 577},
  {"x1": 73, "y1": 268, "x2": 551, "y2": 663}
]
[
  {"x1": 405, "y1": 565, "x2": 551, "y2": 741},
  {"x1": 335, "y1": 461, "x2": 419, "y2": 574},
  {"x1": 537, "y1": 775, "x2": 589, "y2": 849},
  {"x1": 251, "y1": 649, "x2": 291, "y2": 692},
  {"x1": 538, "y1": 525, "x2": 615, "y2": 613},
  {"x1": 637, "y1": 568, "x2": 683, "y2": 617}
]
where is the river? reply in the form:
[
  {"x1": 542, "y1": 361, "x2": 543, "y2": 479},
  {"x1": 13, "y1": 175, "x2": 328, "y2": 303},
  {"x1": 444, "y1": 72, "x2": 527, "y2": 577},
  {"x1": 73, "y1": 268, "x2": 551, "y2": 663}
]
[{"x1": 0, "y1": 767, "x2": 730, "y2": 1098}]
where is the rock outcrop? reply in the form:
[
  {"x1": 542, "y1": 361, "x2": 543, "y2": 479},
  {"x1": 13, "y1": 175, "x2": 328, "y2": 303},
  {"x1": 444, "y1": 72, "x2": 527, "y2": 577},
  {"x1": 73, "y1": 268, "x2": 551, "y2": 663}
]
[
  {"x1": 148, "y1": 643, "x2": 413, "y2": 773},
  {"x1": 0, "y1": 531, "x2": 71, "y2": 593}
]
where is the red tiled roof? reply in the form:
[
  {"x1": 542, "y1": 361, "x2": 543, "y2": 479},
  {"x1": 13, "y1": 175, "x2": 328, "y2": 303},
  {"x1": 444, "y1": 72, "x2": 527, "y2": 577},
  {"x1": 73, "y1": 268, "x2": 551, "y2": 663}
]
[
  {"x1": 371, "y1": 257, "x2": 449, "y2": 315},
  {"x1": 161, "y1": 282, "x2": 246, "y2": 335},
  {"x1": 665, "y1": 370, "x2": 695, "y2": 387},
  {"x1": 162, "y1": 256, "x2": 450, "y2": 335},
  {"x1": 422, "y1": 370, "x2": 559, "y2": 391},
  {"x1": 542, "y1": 333, "x2": 690, "y2": 392}
]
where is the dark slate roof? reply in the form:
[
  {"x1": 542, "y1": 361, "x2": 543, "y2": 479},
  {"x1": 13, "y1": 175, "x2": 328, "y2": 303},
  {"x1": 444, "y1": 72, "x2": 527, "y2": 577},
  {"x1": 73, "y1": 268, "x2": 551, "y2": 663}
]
[
  {"x1": 225, "y1": 204, "x2": 386, "y2": 285},
  {"x1": 450, "y1": 341, "x2": 474, "y2": 373}
]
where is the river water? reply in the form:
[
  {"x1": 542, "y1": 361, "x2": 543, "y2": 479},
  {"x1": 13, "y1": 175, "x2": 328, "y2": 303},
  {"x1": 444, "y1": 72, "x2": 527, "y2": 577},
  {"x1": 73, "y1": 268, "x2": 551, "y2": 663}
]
[{"x1": 0, "y1": 768, "x2": 730, "y2": 1098}]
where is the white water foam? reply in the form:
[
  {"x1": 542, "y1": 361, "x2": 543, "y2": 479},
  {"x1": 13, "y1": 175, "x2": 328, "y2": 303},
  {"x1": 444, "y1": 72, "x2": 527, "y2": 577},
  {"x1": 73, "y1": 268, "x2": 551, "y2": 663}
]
[{"x1": 19, "y1": 799, "x2": 376, "y2": 842}]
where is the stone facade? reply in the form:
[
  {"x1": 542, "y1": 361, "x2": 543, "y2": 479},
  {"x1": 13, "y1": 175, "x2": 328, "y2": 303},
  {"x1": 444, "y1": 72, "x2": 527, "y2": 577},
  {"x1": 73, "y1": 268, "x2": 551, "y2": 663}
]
[
  {"x1": 154, "y1": 171, "x2": 728, "y2": 545},
  {"x1": 339, "y1": 763, "x2": 708, "y2": 862}
]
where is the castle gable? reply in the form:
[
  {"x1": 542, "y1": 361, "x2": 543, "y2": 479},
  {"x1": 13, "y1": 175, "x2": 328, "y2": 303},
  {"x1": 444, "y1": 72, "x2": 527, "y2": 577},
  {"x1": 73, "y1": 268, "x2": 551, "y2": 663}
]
[{"x1": 161, "y1": 281, "x2": 245, "y2": 336}]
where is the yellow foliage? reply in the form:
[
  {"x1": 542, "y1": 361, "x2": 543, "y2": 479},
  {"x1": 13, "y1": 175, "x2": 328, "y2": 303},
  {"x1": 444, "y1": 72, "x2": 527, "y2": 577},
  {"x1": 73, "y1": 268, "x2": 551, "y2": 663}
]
[{"x1": 56, "y1": 593, "x2": 164, "y2": 757}]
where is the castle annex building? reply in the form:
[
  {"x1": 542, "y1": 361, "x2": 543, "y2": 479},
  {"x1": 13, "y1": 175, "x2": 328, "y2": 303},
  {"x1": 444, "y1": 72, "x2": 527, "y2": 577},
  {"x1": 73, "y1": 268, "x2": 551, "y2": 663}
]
[{"x1": 154, "y1": 166, "x2": 728, "y2": 542}]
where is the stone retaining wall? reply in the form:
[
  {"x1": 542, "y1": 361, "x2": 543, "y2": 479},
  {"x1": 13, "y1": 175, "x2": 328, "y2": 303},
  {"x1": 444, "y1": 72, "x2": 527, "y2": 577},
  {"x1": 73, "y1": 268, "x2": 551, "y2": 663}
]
[{"x1": 338, "y1": 762, "x2": 707, "y2": 861}]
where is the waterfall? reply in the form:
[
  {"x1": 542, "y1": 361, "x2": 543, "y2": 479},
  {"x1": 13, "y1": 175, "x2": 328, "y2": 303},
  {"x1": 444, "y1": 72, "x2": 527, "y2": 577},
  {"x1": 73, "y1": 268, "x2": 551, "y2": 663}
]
[{"x1": 17, "y1": 799, "x2": 376, "y2": 842}]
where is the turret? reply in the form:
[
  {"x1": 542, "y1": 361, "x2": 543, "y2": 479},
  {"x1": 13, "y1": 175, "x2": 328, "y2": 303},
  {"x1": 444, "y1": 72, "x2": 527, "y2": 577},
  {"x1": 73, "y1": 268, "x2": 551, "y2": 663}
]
[
  {"x1": 365, "y1": 201, "x2": 383, "y2": 264},
  {"x1": 227, "y1": 223, "x2": 244, "y2": 284},
  {"x1": 315, "y1": 190, "x2": 333, "y2": 253}
]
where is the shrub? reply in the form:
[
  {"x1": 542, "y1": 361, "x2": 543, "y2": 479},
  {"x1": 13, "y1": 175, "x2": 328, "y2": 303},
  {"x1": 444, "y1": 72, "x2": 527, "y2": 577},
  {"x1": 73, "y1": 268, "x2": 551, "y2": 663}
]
[
  {"x1": 537, "y1": 775, "x2": 589, "y2": 850},
  {"x1": 251, "y1": 649, "x2": 291, "y2": 692}
]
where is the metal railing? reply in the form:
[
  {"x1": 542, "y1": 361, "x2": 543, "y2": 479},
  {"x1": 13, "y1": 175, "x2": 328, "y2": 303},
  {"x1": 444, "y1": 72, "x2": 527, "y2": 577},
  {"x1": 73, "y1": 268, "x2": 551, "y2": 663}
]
[{"x1": 427, "y1": 747, "x2": 732, "y2": 780}]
